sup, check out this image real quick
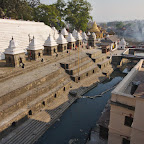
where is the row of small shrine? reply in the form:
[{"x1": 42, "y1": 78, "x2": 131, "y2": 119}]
[{"x1": 4, "y1": 27, "x2": 98, "y2": 67}]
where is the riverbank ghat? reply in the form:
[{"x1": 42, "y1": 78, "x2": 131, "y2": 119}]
[{"x1": 108, "y1": 59, "x2": 144, "y2": 144}]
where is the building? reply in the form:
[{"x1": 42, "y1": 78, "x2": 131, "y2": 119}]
[
  {"x1": 101, "y1": 35, "x2": 119, "y2": 51},
  {"x1": 66, "y1": 33, "x2": 76, "y2": 49},
  {"x1": 44, "y1": 35, "x2": 58, "y2": 55},
  {"x1": 89, "y1": 22, "x2": 103, "y2": 39},
  {"x1": 75, "y1": 32, "x2": 83, "y2": 48},
  {"x1": 101, "y1": 43, "x2": 110, "y2": 53},
  {"x1": 57, "y1": 34, "x2": 68, "y2": 52},
  {"x1": 88, "y1": 32, "x2": 97, "y2": 48},
  {"x1": 119, "y1": 38, "x2": 127, "y2": 49},
  {"x1": 4, "y1": 37, "x2": 25, "y2": 67},
  {"x1": 108, "y1": 59, "x2": 144, "y2": 144},
  {"x1": 27, "y1": 36, "x2": 43, "y2": 60},
  {"x1": 72, "y1": 29, "x2": 78, "y2": 39}
]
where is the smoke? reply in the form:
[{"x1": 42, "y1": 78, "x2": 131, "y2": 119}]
[{"x1": 124, "y1": 20, "x2": 144, "y2": 42}]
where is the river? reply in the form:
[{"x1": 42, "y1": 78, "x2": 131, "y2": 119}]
[{"x1": 35, "y1": 70, "x2": 125, "y2": 144}]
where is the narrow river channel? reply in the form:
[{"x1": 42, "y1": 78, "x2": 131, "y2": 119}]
[{"x1": 35, "y1": 70, "x2": 125, "y2": 144}]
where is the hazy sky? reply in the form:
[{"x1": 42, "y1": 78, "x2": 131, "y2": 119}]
[{"x1": 40, "y1": 0, "x2": 144, "y2": 23}]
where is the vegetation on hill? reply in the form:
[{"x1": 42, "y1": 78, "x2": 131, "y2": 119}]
[{"x1": 0, "y1": 0, "x2": 92, "y2": 31}]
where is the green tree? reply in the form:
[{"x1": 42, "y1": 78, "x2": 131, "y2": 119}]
[
  {"x1": 116, "y1": 21, "x2": 124, "y2": 29},
  {"x1": 65, "y1": 0, "x2": 92, "y2": 31},
  {"x1": 55, "y1": 0, "x2": 66, "y2": 18},
  {"x1": 33, "y1": 4, "x2": 65, "y2": 29}
]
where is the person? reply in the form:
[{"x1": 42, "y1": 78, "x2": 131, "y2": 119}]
[{"x1": 41, "y1": 58, "x2": 44, "y2": 62}]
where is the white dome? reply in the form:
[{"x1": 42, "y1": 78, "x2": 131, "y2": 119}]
[
  {"x1": 61, "y1": 28, "x2": 68, "y2": 36},
  {"x1": 4, "y1": 38, "x2": 25, "y2": 55},
  {"x1": 92, "y1": 32, "x2": 96, "y2": 39},
  {"x1": 67, "y1": 33, "x2": 76, "y2": 42},
  {"x1": 87, "y1": 31, "x2": 91, "y2": 36},
  {"x1": 120, "y1": 38, "x2": 126, "y2": 45},
  {"x1": 57, "y1": 34, "x2": 68, "y2": 44},
  {"x1": 76, "y1": 32, "x2": 83, "y2": 41},
  {"x1": 44, "y1": 34, "x2": 58, "y2": 47},
  {"x1": 27, "y1": 36, "x2": 43, "y2": 50},
  {"x1": 82, "y1": 32, "x2": 88, "y2": 40},
  {"x1": 72, "y1": 29, "x2": 78, "y2": 38}
]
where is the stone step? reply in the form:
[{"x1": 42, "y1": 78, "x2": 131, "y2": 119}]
[
  {"x1": 0, "y1": 65, "x2": 61, "y2": 106},
  {"x1": 92, "y1": 54, "x2": 107, "y2": 63},
  {"x1": 0, "y1": 73, "x2": 68, "y2": 121},
  {"x1": 86, "y1": 50, "x2": 102, "y2": 58},
  {"x1": 60, "y1": 53, "x2": 90, "y2": 69},
  {"x1": 0, "y1": 79, "x2": 71, "y2": 134},
  {"x1": 71, "y1": 64, "x2": 99, "y2": 83},
  {"x1": 97, "y1": 58, "x2": 112, "y2": 70},
  {"x1": 66, "y1": 59, "x2": 94, "y2": 75}
]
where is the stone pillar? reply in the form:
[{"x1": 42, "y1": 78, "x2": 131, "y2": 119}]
[
  {"x1": 44, "y1": 46, "x2": 57, "y2": 55},
  {"x1": 58, "y1": 44, "x2": 67, "y2": 52},
  {"x1": 27, "y1": 49, "x2": 43, "y2": 60}
]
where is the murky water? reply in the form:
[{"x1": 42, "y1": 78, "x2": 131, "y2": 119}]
[{"x1": 35, "y1": 70, "x2": 125, "y2": 144}]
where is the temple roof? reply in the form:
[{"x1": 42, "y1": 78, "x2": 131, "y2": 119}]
[
  {"x1": 87, "y1": 31, "x2": 91, "y2": 36},
  {"x1": 61, "y1": 28, "x2": 68, "y2": 36},
  {"x1": 4, "y1": 37, "x2": 25, "y2": 55},
  {"x1": 66, "y1": 33, "x2": 76, "y2": 42},
  {"x1": 92, "y1": 32, "x2": 97, "y2": 39},
  {"x1": 119, "y1": 38, "x2": 126, "y2": 45},
  {"x1": 89, "y1": 22, "x2": 100, "y2": 33},
  {"x1": 27, "y1": 36, "x2": 43, "y2": 50},
  {"x1": 72, "y1": 29, "x2": 78, "y2": 38},
  {"x1": 57, "y1": 34, "x2": 68, "y2": 44},
  {"x1": 82, "y1": 32, "x2": 88, "y2": 40},
  {"x1": 76, "y1": 32, "x2": 82, "y2": 41},
  {"x1": 44, "y1": 34, "x2": 58, "y2": 46}
]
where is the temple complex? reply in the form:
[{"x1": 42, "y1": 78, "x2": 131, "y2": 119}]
[
  {"x1": 4, "y1": 37, "x2": 25, "y2": 67},
  {"x1": 57, "y1": 34, "x2": 68, "y2": 52},
  {"x1": 27, "y1": 37, "x2": 43, "y2": 60},
  {"x1": 43, "y1": 34, "x2": 58, "y2": 55}
]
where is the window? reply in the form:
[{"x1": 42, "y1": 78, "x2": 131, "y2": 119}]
[
  {"x1": 122, "y1": 138, "x2": 130, "y2": 144},
  {"x1": 28, "y1": 110, "x2": 32, "y2": 115},
  {"x1": 124, "y1": 116, "x2": 133, "y2": 127},
  {"x1": 54, "y1": 94, "x2": 57, "y2": 98},
  {"x1": 63, "y1": 87, "x2": 66, "y2": 91},
  {"x1": 78, "y1": 77, "x2": 80, "y2": 80},
  {"x1": 42, "y1": 101, "x2": 45, "y2": 106}
]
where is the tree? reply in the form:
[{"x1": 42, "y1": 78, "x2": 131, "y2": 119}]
[
  {"x1": 33, "y1": 4, "x2": 65, "y2": 29},
  {"x1": 27, "y1": 0, "x2": 40, "y2": 8},
  {"x1": 65, "y1": 0, "x2": 92, "y2": 31},
  {"x1": 116, "y1": 21, "x2": 124, "y2": 29},
  {"x1": 55, "y1": 0, "x2": 66, "y2": 18}
]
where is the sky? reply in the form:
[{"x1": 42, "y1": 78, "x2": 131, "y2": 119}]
[{"x1": 40, "y1": 0, "x2": 144, "y2": 23}]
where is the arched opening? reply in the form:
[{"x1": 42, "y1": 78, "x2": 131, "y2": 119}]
[
  {"x1": 28, "y1": 110, "x2": 32, "y2": 115},
  {"x1": 80, "y1": 42, "x2": 81, "y2": 45},
  {"x1": 63, "y1": 87, "x2": 66, "y2": 91},
  {"x1": 78, "y1": 77, "x2": 80, "y2": 80},
  {"x1": 54, "y1": 48, "x2": 56, "y2": 53},
  {"x1": 11, "y1": 122, "x2": 16, "y2": 127},
  {"x1": 54, "y1": 94, "x2": 57, "y2": 98},
  {"x1": 42, "y1": 101, "x2": 45, "y2": 106},
  {"x1": 19, "y1": 57, "x2": 22, "y2": 63},
  {"x1": 73, "y1": 44, "x2": 75, "y2": 47},
  {"x1": 93, "y1": 70, "x2": 95, "y2": 73},
  {"x1": 38, "y1": 52, "x2": 41, "y2": 57},
  {"x1": 86, "y1": 73, "x2": 88, "y2": 76}
]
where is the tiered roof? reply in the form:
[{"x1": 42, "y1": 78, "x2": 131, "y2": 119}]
[
  {"x1": 27, "y1": 36, "x2": 43, "y2": 50},
  {"x1": 4, "y1": 37, "x2": 25, "y2": 55},
  {"x1": 44, "y1": 35, "x2": 58, "y2": 46},
  {"x1": 57, "y1": 34, "x2": 68, "y2": 44}
]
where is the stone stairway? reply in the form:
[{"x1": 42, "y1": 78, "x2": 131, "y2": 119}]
[{"x1": 0, "y1": 62, "x2": 72, "y2": 139}]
